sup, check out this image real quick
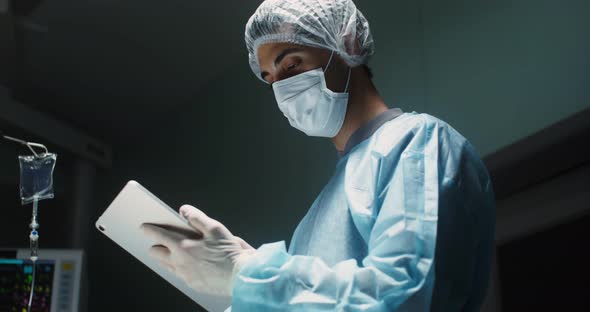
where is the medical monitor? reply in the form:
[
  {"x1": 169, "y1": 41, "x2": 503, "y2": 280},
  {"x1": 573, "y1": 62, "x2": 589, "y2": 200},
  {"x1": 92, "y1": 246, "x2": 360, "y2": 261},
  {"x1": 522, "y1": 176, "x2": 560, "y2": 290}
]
[{"x1": 0, "y1": 249, "x2": 83, "y2": 312}]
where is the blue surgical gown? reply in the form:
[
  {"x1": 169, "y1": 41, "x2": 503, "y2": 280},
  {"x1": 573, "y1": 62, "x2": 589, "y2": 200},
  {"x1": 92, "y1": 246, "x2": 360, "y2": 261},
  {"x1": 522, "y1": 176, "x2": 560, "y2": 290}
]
[{"x1": 231, "y1": 110, "x2": 496, "y2": 311}]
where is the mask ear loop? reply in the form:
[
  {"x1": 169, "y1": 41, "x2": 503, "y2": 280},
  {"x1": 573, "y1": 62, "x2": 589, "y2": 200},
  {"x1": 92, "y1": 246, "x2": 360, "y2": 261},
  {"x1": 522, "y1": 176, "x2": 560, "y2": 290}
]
[
  {"x1": 344, "y1": 67, "x2": 352, "y2": 93},
  {"x1": 324, "y1": 51, "x2": 336, "y2": 72},
  {"x1": 324, "y1": 51, "x2": 352, "y2": 93}
]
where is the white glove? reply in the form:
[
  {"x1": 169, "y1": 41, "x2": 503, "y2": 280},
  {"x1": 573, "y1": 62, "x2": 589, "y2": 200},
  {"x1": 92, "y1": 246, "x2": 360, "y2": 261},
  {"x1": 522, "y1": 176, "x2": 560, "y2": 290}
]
[{"x1": 140, "y1": 205, "x2": 255, "y2": 296}]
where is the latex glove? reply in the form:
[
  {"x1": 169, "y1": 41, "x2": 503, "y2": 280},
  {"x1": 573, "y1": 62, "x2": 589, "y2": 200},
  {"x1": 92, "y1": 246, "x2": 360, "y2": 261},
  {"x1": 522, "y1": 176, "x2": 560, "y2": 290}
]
[{"x1": 140, "y1": 205, "x2": 255, "y2": 296}]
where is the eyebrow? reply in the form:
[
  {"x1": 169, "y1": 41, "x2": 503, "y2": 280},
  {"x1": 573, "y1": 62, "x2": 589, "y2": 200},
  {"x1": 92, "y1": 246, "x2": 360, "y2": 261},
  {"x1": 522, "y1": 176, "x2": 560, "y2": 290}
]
[{"x1": 260, "y1": 47, "x2": 304, "y2": 81}]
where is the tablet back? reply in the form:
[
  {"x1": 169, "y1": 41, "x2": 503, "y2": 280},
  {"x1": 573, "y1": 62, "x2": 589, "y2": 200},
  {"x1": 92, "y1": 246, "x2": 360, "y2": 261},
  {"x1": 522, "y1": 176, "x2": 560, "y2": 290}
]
[{"x1": 95, "y1": 180, "x2": 231, "y2": 312}]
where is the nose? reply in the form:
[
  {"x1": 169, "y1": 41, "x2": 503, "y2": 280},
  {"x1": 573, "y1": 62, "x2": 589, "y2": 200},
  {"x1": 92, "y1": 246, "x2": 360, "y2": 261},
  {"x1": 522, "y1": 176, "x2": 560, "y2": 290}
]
[{"x1": 266, "y1": 73, "x2": 278, "y2": 85}]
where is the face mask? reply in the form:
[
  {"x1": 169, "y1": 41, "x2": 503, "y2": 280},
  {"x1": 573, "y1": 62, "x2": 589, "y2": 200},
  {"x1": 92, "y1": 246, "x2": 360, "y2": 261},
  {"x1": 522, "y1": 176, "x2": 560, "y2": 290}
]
[{"x1": 272, "y1": 52, "x2": 351, "y2": 138}]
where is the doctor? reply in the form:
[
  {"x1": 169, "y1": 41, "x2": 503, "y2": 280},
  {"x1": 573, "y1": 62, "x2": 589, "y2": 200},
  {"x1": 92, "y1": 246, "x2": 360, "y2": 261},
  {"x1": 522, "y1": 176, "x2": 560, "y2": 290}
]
[{"x1": 141, "y1": 0, "x2": 496, "y2": 311}]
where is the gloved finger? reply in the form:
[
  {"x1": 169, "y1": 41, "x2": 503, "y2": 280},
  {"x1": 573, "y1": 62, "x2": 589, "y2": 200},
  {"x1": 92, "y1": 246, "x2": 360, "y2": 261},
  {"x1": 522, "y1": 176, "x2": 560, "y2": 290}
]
[
  {"x1": 140, "y1": 223, "x2": 180, "y2": 250},
  {"x1": 235, "y1": 236, "x2": 254, "y2": 250},
  {"x1": 148, "y1": 244, "x2": 171, "y2": 263},
  {"x1": 180, "y1": 205, "x2": 232, "y2": 239},
  {"x1": 179, "y1": 205, "x2": 209, "y2": 232}
]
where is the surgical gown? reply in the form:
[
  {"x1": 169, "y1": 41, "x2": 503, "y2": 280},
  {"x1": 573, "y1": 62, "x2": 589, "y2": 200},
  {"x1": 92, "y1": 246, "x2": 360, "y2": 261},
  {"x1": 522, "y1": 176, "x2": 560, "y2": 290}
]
[{"x1": 231, "y1": 110, "x2": 496, "y2": 311}]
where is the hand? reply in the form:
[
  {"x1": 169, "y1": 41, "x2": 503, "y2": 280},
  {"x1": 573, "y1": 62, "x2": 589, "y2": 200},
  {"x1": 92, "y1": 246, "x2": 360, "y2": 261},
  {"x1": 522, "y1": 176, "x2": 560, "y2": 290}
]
[{"x1": 140, "y1": 205, "x2": 255, "y2": 296}]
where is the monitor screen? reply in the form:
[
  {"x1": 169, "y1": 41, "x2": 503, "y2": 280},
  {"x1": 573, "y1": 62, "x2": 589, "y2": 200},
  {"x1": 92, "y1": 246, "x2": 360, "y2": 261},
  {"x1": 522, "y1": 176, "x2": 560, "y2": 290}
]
[
  {"x1": 0, "y1": 259, "x2": 55, "y2": 311},
  {"x1": 0, "y1": 249, "x2": 83, "y2": 312}
]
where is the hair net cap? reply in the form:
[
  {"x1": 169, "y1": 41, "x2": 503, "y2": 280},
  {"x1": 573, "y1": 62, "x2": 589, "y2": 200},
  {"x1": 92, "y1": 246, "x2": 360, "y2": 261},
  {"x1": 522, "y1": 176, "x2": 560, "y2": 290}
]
[{"x1": 245, "y1": 0, "x2": 374, "y2": 82}]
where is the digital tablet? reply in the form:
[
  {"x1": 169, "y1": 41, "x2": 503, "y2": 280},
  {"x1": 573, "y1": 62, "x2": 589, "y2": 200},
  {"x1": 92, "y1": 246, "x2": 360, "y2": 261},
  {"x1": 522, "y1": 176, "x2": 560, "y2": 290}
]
[{"x1": 95, "y1": 180, "x2": 231, "y2": 312}]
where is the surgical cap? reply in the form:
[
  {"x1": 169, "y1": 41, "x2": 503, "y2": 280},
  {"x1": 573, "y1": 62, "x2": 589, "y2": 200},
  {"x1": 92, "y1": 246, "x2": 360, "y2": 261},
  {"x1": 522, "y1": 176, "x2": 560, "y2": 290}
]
[{"x1": 245, "y1": 0, "x2": 374, "y2": 82}]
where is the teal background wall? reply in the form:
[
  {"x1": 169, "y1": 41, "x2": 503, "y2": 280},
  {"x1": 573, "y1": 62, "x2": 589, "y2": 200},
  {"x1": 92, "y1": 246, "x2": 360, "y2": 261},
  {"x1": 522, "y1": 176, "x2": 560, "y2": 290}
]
[
  {"x1": 86, "y1": 1, "x2": 590, "y2": 311},
  {"x1": 364, "y1": 0, "x2": 590, "y2": 155}
]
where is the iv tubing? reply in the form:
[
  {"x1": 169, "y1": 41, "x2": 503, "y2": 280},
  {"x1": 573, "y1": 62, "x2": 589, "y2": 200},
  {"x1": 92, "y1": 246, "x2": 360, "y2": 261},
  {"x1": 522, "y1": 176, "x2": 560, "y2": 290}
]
[
  {"x1": 28, "y1": 197, "x2": 39, "y2": 312},
  {"x1": 27, "y1": 262, "x2": 36, "y2": 312}
]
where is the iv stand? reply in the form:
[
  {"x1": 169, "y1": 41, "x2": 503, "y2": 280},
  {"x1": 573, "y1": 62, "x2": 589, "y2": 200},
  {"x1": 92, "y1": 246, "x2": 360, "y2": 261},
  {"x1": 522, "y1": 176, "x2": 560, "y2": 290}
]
[{"x1": 1, "y1": 129, "x2": 49, "y2": 312}]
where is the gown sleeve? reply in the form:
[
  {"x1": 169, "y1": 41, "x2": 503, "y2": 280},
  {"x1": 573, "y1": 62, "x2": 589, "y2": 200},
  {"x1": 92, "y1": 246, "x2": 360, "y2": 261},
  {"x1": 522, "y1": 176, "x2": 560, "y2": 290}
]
[{"x1": 229, "y1": 115, "x2": 488, "y2": 311}]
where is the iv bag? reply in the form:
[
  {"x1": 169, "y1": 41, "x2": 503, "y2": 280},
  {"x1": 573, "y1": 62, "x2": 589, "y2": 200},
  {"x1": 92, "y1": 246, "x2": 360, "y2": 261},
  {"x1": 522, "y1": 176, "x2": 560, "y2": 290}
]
[{"x1": 19, "y1": 153, "x2": 57, "y2": 205}]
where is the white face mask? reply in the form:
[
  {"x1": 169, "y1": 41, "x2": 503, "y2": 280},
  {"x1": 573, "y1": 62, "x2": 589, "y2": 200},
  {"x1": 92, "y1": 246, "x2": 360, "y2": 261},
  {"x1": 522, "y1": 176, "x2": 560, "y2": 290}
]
[{"x1": 272, "y1": 52, "x2": 351, "y2": 138}]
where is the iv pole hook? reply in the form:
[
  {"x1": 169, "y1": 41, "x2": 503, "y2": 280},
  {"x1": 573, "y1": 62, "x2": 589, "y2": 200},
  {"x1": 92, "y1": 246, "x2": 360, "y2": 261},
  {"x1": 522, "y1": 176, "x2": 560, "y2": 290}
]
[{"x1": 1, "y1": 131, "x2": 49, "y2": 157}]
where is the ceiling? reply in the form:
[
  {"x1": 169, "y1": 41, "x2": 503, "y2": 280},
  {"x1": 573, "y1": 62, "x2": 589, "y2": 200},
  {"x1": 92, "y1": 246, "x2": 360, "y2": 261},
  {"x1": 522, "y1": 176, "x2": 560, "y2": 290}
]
[{"x1": 12, "y1": 0, "x2": 260, "y2": 144}]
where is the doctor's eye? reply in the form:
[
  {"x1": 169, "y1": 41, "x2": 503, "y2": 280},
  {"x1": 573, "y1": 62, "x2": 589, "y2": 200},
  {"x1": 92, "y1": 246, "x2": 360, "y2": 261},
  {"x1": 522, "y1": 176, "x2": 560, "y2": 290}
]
[
  {"x1": 287, "y1": 63, "x2": 299, "y2": 71},
  {"x1": 284, "y1": 58, "x2": 302, "y2": 72}
]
